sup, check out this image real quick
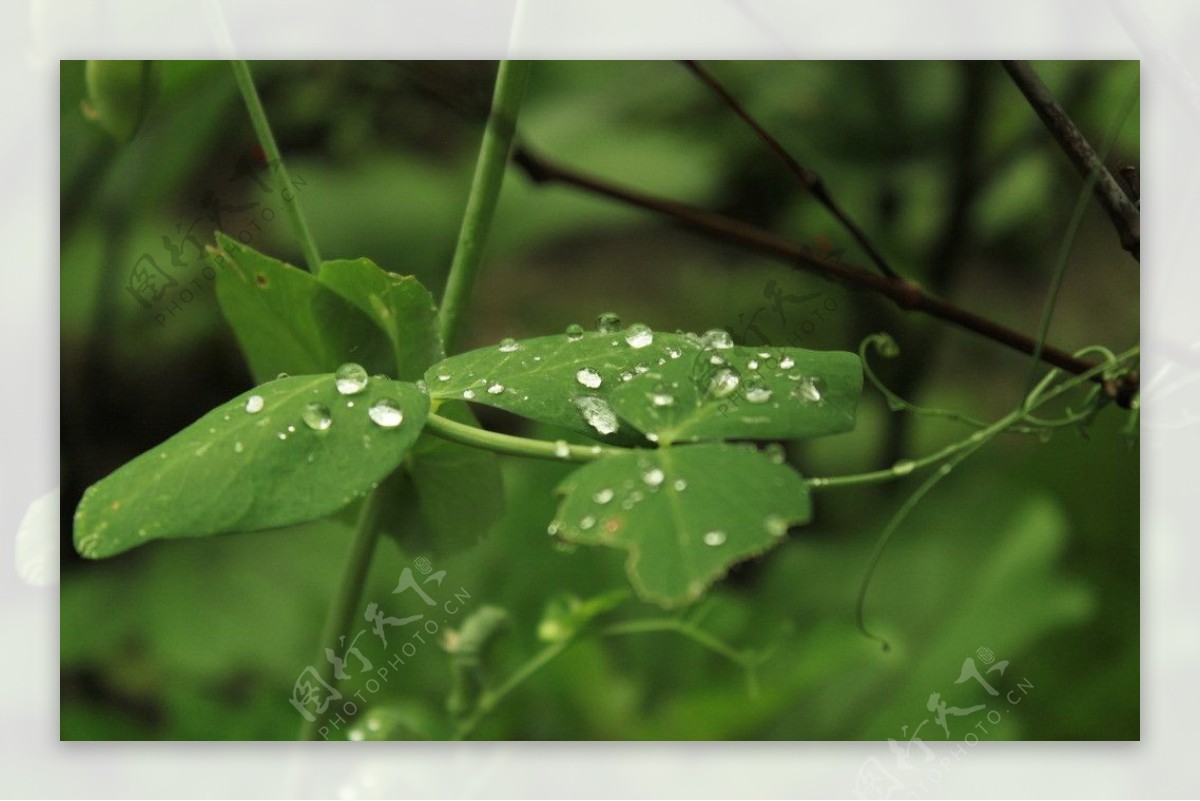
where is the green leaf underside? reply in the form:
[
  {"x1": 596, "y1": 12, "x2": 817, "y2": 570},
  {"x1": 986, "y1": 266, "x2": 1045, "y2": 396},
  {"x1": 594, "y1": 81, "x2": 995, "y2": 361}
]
[
  {"x1": 74, "y1": 375, "x2": 429, "y2": 559},
  {"x1": 212, "y1": 234, "x2": 393, "y2": 381},
  {"x1": 425, "y1": 330, "x2": 861, "y2": 444},
  {"x1": 553, "y1": 443, "x2": 812, "y2": 607},
  {"x1": 317, "y1": 259, "x2": 444, "y2": 381}
]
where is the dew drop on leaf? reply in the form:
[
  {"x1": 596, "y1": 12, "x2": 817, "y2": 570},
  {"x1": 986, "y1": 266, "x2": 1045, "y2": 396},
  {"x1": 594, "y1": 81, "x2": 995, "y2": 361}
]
[
  {"x1": 642, "y1": 467, "x2": 665, "y2": 488},
  {"x1": 672, "y1": 478, "x2": 687, "y2": 491},
  {"x1": 565, "y1": 323, "x2": 584, "y2": 341},
  {"x1": 498, "y1": 337, "x2": 520, "y2": 353},
  {"x1": 463, "y1": 389, "x2": 476, "y2": 400},
  {"x1": 765, "y1": 515, "x2": 788, "y2": 537},
  {"x1": 487, "y1": 383, "x2": 505, "y2": 395},
  {"x1": 302, "y1": 402, "x2": 333, "y2": 431},
  {"x1": 245, "y1": 395, "x2": 265, "y2": 414},
  {"x1": 233, "y1": 441, "x2": 244, "y2": 453},
  {"x1": 368, "y1": 398, "x2": 404, "y2": 428},
  {"x1": 701, "y1": 328, "x2": 734, "y2": 350},
  {"x1": 624, "y1": 323, "x2": 654, "y2": 349},
  {"x1": 436, "y1": 372, "x2": 451, "y2": 382},
  {"x1": 744, "y1": 382, "x2": 773, "y2": 404},
  {"x1": 651, "y1": 391, "x2": 675, "y2": 407},
  {"x1": 596, "y1": 312, "x2": 622, "y2": 333},
  {"x1": 335, "y1": 362, "x2": 369, "y2": 395},
  {"x1": 779, "y1": 355, "x2": 795, "y2": 370},
  {"x1": 708, "y1": 367, "x2": 741, "y2": 398},
  {"x1": 573, "y1": 395, "x2": 619, "y2": 435},
  {"x1": 593, "y1": 488, "x2": 614, "y2": 504},
  {"x1": 575, "y1": 368, "x2": 603, "y2": 389},
  {"x1": 703, "y1": 530, "x2": 727, "y2": 547},
  {"x1": 793, "y1": 376, "x2": 825, "y2": 404},
  {"x1": 580, "y1": 515, "x2": 596, "y2": 530}
]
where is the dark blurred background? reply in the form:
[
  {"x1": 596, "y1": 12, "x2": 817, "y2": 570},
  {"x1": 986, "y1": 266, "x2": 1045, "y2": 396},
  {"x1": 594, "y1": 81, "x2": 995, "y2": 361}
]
[{"x1": 60, "y1": 60, "x2": 1138, "y2": 740}]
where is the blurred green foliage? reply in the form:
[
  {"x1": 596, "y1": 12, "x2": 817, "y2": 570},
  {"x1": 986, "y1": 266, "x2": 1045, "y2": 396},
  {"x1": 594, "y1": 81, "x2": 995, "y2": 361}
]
[{"x1": 60, "y1": 60, "x2": 1138, "y2": 740}]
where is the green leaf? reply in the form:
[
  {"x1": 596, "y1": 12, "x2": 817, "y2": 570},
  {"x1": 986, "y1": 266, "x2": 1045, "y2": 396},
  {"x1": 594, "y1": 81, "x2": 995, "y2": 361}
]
[
  {"x1": 609, "y1": 344, "x2": 862, "y2": 444},
  {"x1": 82, "y1": 60, "x2": 160, "y2": 141},
  {"x1": 317, "y1": 259, "x2": 444, "y2": 380},
  {"x1": 552, "y1": 443, "x2": 811, "y2": 607},
  {"x1": 407, "y1": 402, "x2": 506, "y2": 551},
  {"x1": 212, "y1": 234, "x2": 393, "y2": 382},
  {"x1": 426, "y1": 328, "x2": 862, "y2": 444},
  {"x1": 73, "y1": 375, "x2": 429, "y2": 559}
]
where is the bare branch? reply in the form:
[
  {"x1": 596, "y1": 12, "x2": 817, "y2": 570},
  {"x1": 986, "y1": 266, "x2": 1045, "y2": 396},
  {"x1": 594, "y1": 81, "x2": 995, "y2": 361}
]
[
  {"x1": 681, "y1": 60, "x2": 903, "y2": 280},
  {"x1": 1001, "y1": 60, "x2": 1140, "y2": 262}
]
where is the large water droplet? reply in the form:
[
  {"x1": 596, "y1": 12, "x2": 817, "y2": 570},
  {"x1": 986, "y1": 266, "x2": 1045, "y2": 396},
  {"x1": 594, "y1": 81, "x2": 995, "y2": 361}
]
[
  {"x1": 335, "y1": 362, "x2": 369, "y2": 395},
  {"x1": 487, "y1": 383, "x2": 505, "y2": 395},
  {"x1": 302, "y1": 402, "x2": 333, "y2": 431},
  {"x1": 596, "y1": 312, "x2": 622, "y2": 333},
  {"x1": 642, "y1": 467, "x2": 665, "y2": 488},
  {"x1": 778, "y1": 356, "x2": 795, "y2": 370},
  {"x1": 565, "y1": 323, "x2": 584, "y2": 341},
  {"x1": 793, "y1": 376, "x2": 825, "y2": 404},
  {"x1": 624, "y1": 323, "x2": 653, "y2": 349},
  {"x1": 499, "y1": 337, "x2": 520, "y2": 352},
  {"x1": 703, "y1": 530, "x2": 727, "y2": 547},
  {"x1": 593, "y1": 488, "x2": 614, "y2": 504},
  {"x1": 368, "y1": 398, "x2": 404, "y2": 428},
  {"x1": 573, "y1": 395, "x2": 619, "y2": 435},
  {"x1": 575, "y1": 368, "x2": 603, "y2": 389},
  {"x1": 744, "y1": 380, "x2": 773, "y2": 404},
  {"x1": 701, "y1": 329, "x2": 734, "y2": 350},
  {"x1": 245, "y1": 394, "x2": 264, "y2": 414},
  {"x1": 708, "y1": 367, "x2": 741, "y2": 399}
]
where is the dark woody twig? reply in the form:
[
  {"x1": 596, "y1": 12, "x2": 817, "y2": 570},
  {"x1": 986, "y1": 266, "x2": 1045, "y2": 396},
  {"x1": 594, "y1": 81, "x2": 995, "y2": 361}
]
[
  {"x1": 681, "y1": 60, "x2": 903, "y2": 281},
  {"x1": 513, "y1": 145, "x2": 1138, "y2": 402},
  {"x1": 1001, "y1": 60, "x2": 1140, "y2": 262}
]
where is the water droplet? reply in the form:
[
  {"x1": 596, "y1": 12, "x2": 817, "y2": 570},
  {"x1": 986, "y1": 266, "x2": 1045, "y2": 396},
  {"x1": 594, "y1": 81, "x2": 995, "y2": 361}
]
[
  {"x1": 764, "y1": 443, "x2": 786, "y2": 464},
  {"x1": 487, "y1": 383, "x2": 505, "y2": 395},
  {"x1": 547, "y1": 520, "x2": 563, "y2": 536},
  {"x1": 779, "y1": 356, "x2": 795, "y2": 370},
  {"x1": 245, "y1": 395, "x2": 264, "y2": 414},
  {"x1": 892, "y1": 459, "x2": 916, "y2": 476},
  {"x1": 703, "y1": 530, "x2": 727, "y2": 547},
  {"x1": 346, "y1": 401, "x2": 355, "y2": 408},
  {"x1": 701, "y1": 328, "x2": 734, "y2": 349},
  {"x1": 596, "y1": 312, "x2": 622, "y2": 333},
  {"x1": 565, "y1": 323, "x2": 584, "y2": 341},
  {"x1": 575, "y1": 368, "x2": 603, "y2": 389},
  {"x1": 302, "y1": 403, "x2": 333, "y2": 431},
  {"x1": 368, "y1": 398, "x2": 404, "y2": 428},
  {"x1": 499, "y1": 337, "x2": 520, "y2": 352},
  {"x1": 277, "y1": 432, "x2": 287, "y2": 440},
  {"x1": 593, "y1": 488, "x2": 614, "y2": 504},
  {"x1": 463, "y1": 389, "x2": 476, "y2": 400},
  {"x1": 335, "y1": 362, "x2": 369, "y2": 395},
  {"x1": 651, "y1": 391, "x2": 675, "y2": 407},
  {"x1": 287, "y1": 425, "x2": 296, "y2": 433},
  {"x1": 708, "y1": 367, "x2": 741, "y2": 399},
  {"x1": 744, "y1": 380, "x2": 773, "y2": 404},
  {"x1": 276, "y1": 372, "x2": 289, "y2": 380},
  {"x1": 573, "y1": 395, "x2": 619, "y2": 435},
  {"x1": 634, "y1": 364, "x2": 649, "y2": 374},
  {"x1": 642, "y1": 467, "x2": 665, "y2": 488},
  {"x1": 747, "y1": 360, "x2": 759, "y2": 371},
  {"x1": 667, "y1": 346, "x2": 682, "y2": 359},
  {"x1": 233, "y1": 441, "x2": 244, "y2": 453},
  {"x1": 620, "y1": 371, "x2": 634, "y2": 382},
  {"x1": 709, "y1": 354, "x2": 726, "y2": 366},
  {"x1": 765, "y1": 515, "x2": 788, "y2": 537},
  {"x1": 646, "y1": 432, "x2": 660, "y2": 443},
  {"x1": 793, "y1": 376, "x2": 824, "y2": 404},
  {"x1": 624, "y1": 323, "x2": 654, "y2": 349},
  {"x1": 554, "y1": 440, "x2": 570, "y2": 459},
  {"x1": 580, "y1": 515, "x2": 596, "y2": 530},
  {"x1": 758, "y1": 351, "x2": 772, "y2": 359}
]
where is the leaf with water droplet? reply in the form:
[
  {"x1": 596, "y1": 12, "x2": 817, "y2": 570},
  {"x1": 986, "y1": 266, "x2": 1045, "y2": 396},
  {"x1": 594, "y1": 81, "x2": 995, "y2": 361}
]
[
  {"x1": 552, "y1": 443, "x2": 812, "y2": 606},
  {"x1": 72, "y1": 375, "x2": 429, "y2": 559},
  {"x1": 212, "y1": 235, "x2": 394, "y2": 381},
  {"x1": 608, "y1": 344, "x2": 861, "y2": 444},
  {"x1": 316, "y1": 258, "x2": 444, "y2": 380}
]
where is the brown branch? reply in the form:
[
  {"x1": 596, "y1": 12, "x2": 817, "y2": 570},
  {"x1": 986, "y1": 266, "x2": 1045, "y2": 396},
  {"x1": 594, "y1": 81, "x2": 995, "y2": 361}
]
[
  {"x1": 681, "y1": 60, "x2": 903, "y2": 280},
  {"x1": 513, "y1": 145, "x2": 1139, "y2": 401},
  {"x1": 1001, "y1": 60, "x2": 1141, "y2": 262}
]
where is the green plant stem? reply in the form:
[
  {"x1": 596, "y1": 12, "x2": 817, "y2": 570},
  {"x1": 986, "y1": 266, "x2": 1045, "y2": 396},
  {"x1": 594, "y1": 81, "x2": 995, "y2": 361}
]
[
  {"x1": 453, "y1": 637, "x2": 572, "y2": 740},
  {"x1": 298, "y1": 491, "x2": 381, "y2": 740},
  {"x1": 438, "y1": 60, "x2": 532, "y2": 352},
  {"x1": 424, "y1": 408, "x2": 625, "y2": 462},
  {"x1": 230, "y1": 60, "x2": 322, "y2": 274},
  {"x1": 806, "y1": 346, "x2": 1139, "y2": 492}
]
